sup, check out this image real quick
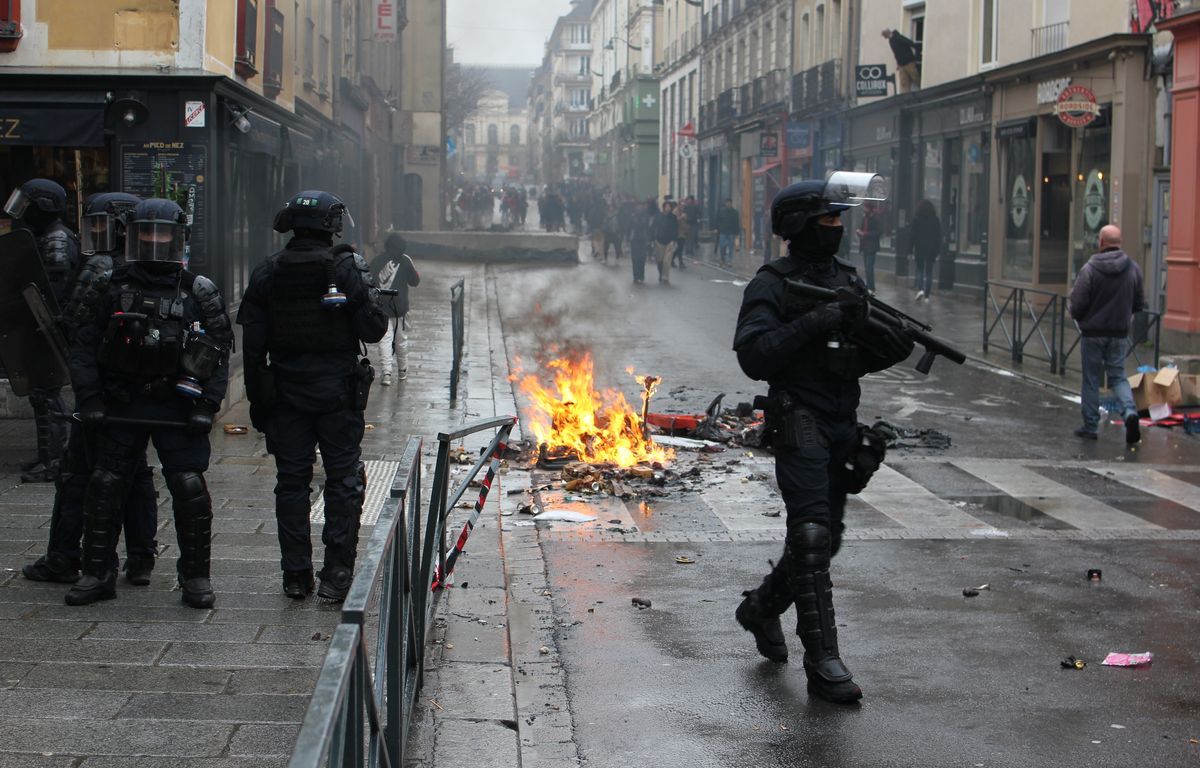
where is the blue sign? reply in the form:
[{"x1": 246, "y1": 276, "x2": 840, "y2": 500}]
[
  {"x1": 786, "y1": 122, "x2": 810, "y2": 149},
  {"x1": 446, "y1": 136, "x2": 458, "y2": 158}
]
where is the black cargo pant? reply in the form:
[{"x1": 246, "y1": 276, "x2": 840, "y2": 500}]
[
  {"x1": 266, "y1": 380, "x2": 366, "y2": 576},
  {"x1": 47, "y1": 420, "x2": 158, "y2": 564}
]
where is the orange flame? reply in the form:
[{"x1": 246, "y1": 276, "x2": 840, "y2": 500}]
[{"x1": 516, "y1": 352, "x2": 673, "y2": 468}]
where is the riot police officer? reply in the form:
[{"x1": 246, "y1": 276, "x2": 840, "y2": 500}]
[
  {"x1": 65, "y1": 198, "x2": 232, "y2": 608},
  {"x1": 237, "y1": 191, "x2": 388, "y2": 601},
  {"x1": 732, "y1": 177, "x2": 914, "y2": 704},
  {"x1": 23, "y1": 193, "x2": 160, "y2": 585},
  {"x1": 3, "y1": 178, "x2": 79, "y2": 482}
]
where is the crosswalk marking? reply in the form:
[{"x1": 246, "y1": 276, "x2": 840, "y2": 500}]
[
  {"x1": 858, "y1": 465, "x2": 996, "y2": 530},
  {"x1": 1086, "y1": 466, "x2": 1200, "y2": 516},
  {"x1": 311, "y1": 460, "x2": 399, "y2": 526},
  {"x1": 952, "y1": 460, "x2": 1162, "y2": 530}
]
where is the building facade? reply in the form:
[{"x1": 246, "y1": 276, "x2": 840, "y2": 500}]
[
  {"x1": 460, "y1": 68, "x2": 532, "y2": 186},
  {"x1": 0, "y1": 0, "x2": 439, "y2": 314},
  {"x1": 657, "y1": 0, "x2": 703, "y2": 202},
  {"x1": 529, "y1": 0, "x2": 593, "y2": 185}
]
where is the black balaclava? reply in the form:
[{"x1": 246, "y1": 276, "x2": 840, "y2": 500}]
[
  {"x1": 19, "y1": 208, "x2": 57, "y2": 235},
  {"x1": 791, "y1": 216, "x2": 844, "y2": 261}
]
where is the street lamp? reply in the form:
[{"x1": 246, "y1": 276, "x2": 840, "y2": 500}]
[{"x1": 605, "y1": 36, "x2": 642, "y2": 52}]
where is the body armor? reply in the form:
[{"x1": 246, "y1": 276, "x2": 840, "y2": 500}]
[
  {"x1": 38, "y1": 222, "x2": 79, "y2": 307},
  {"x1": 268, "y1": 252, "x2": 359, "y2": 356}
]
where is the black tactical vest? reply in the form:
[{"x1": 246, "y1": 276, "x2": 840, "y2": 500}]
[
  {"x1": 268, "y1": 252, "x2": 358, "y2": 355},
  {"x1": 97, "y1": 275, "x2": 191, "y2": 379}
]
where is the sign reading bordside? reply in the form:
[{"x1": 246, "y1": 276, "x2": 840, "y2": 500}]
[{"x1": 1054, "y1": 84, "x2": 1101, "y2": 128}]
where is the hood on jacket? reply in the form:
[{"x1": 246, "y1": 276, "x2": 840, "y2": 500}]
[{"x1": 1088, "y1": 248, "x2": 1131, "y2": 276}]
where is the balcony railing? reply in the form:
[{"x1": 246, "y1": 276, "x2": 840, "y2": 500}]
[
  {"x1": 791, "y1": 58, "x2": 841, "y2": 114},
  {"x1": 716, "y1": 87, "x2": 738, "y2": 125},
  {"x1": 1031, "y1": 21, "x2": 1069, "y2": 57}
]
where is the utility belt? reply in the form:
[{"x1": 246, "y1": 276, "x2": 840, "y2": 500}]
[
  {"x1": 259, "y1": 356, "x2": 375, "y2": 413},
  {"x1": 99, "y1": 312, "x2": 223, "y2": 400}
]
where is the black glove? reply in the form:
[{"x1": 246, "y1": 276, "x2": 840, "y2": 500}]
[
  {"x1": 78, "y1": 398, "x2": 106, "y2": 429},
  {"x1": 875, "y1": 324, "x2": 916, "y2": 363},
  {"x1": 188, "y1": 402, "x2": 217, "y2": 436},
  {"x1": 834, "y1": 286, "x2": 868, "y2": 332},
  {"x1": 249, "y1": 402, "x2": 271, "y2": 434},
  {"x1": 812, "y1": 304, "x2": 846, "y2": 335}
]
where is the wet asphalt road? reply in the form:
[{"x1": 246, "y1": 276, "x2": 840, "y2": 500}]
[{"x1": 492, "y1": 254, "x2": 1200, "y2": 768}]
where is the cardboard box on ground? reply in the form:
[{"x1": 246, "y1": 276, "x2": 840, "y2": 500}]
[
  {"x1": 1156, "y1": 355, "x2": 1200, "y2": 409},
  {"x1": 1128, "y1": 368, "x2": 1182, "y2": 416}
]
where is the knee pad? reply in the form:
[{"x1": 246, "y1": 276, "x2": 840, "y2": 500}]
[
  {"x1": 166, "y1": 471, "x2": 211, "y2": 520},
  {"x1": 88, "y1": 467, "x2": 128, "y2": 513},
  {"x1": 787, "y1": 521, "x2": 832, "y2": 572}
]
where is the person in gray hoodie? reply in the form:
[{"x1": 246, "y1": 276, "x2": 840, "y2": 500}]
[{"x1": 1068, "y1": 225, "x2": 1146, "y2": 443}]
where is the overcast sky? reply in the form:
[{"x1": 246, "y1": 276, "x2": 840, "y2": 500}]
[{"x1": 446, "y1": 0, "x2": 574, "y2": 67}]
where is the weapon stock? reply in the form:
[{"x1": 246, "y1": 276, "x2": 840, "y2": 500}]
[{"x1": 783, "y1": 281, "x2": 966, "y2": 374}]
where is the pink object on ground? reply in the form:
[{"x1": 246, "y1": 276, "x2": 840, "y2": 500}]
[{"x1": 1102, "y1": 652, "x2": 1153, "y2": 667}]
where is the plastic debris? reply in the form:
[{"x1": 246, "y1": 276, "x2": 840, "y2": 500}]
[
  {"x1": 533, "y1": 509, "x2": 596, "y2": 523},
  {"x1": 1102, "y1": 652, "x2": 1153, "y2": 667},
  {"x1": 962, "y1": 588, "x2": 980, "y2": 598},
  {"x1": 674, "y1": 555, "x2": 696, "y2": 565},
  {"x1": 631, "y1": 597, "x2": 652, "y2": 609},
  {"x1": 1061, "y1": 656, "x2": 1086, "y2": 670}
]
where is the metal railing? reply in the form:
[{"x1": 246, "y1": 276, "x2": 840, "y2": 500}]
[
  {"x1": 449, "y1": 278, "x2": 465, "y2": 402},
  {"x1": 290, "y1": 415, "x2": 518, "y2": 768},
  {"x1": 1031, "y1": 21, "x2": 1069, "y2": 58},
  {"x1": 983, "y1": 281, "x2": 1161, "y2": 375}
]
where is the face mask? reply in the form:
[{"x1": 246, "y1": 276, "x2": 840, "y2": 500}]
[{"x1": 793, "y1": 220, "x2": 844, "y2": 259}]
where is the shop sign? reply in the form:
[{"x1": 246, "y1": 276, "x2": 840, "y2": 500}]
[
  {"x1": 759, "y1": 131, "x2": 780, "y2": 157},
  {"x1": 875, "y1": 124, "x2": 894, "y2": 142},
  {"x1": 700, "y1": 134, "x2": 726, "y2": 153},
  {"x1": 786, "y1": 122, "x2": 810, "y2": 149},
  {"x1": 1054, "y1": 85, "x2": 1100, "y2": 128},
  {"x1": 678, "y1": 139, "x2": 695, "y2": 159},
  {"x1": 958, "y1": 105, "x2": 986, "y2": 126},
  {"x1": 184, "y1": 101, "x2": 206, "y2": 128},
  {"x1": 407, "y1": 144, "x2": 441, "y2": 165},
  {"x1": 1010, "y1": 175, "x2": 1030, "y2": 230},
  {"x1": 373, "y1": 0, "x2": 398, "y2": 42},
  {"x1": 1037, "y1": 77, "x2": 1071, "y2": 105},
  {"x1": 855, "y1": 64, "x2": 891, "y2": 98}
]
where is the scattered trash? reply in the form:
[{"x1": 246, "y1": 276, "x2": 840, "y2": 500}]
[
  {"x1": 445, "y1": 643, "x2": 454, "y2": 650},
  {"x1": 222, "y1": 424, "x2": 248, "y2": 435},
  {"x1": 534, "y1": 509, "x2": 596, "y2": 523},
  {"x1": 449, "y1": 446, "x2": 475, "y2": 465},
  {"x1": 962, "y1": 588, "x2": 980, "y2": 598},
  {"x1": 538, "y1": 645, "x2": 550, "y2": 655},
  {"x1": 674, "y1": 555, "x2": 695, "y2": 565},
  {"x1": 975, "y1": 583, "x2": 990, "y2": 591},
  {"x1": 631, "y1": 597, "x2": 652, "y2": 609},
  {"x1": 517, "y1": 502, "x2": 535, "y2": 515},
  {"x1": 761, "y1": 510, "x2": 781, "y2": 518},
  {"x1": 654, "y1": 434, "x2": 722, "y2": 450},
  {"x1": 871, "y1": 420, "x2": 952, "y2": 450},
  {"x1": 1102, "y1": 652, "x2": 1153, "y2": 667},
  {"x1": 1111, "y1": 724, "x2": 1126, "y2": 729},
  {"x1": 365, "y1": 424, "x2": 375, "y2": 431},
  {"x1": 1087, "y1": 569, "x2": 1103, "y2": 582},
  {"x1": 1061, "y1": 656, "x2": 1087, "y2": 670}
]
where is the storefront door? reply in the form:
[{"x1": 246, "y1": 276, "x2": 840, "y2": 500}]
[{"x1": 1038, "y1": 118, "x2": 1072, "y2": 285}]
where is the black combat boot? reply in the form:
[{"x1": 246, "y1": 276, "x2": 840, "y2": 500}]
[
  {"x1": 283, "y1": 569, "x2": 315, "y2": 599},
  {"x1": 790, "y1": 522, "x2": 862, "y2": 704},
  {"x1": 23, "y1": 552, "x2": 81, "y2": 583},
  {"x1": 65, "y1": 468, "x2": 123, "y2": 606},
  {"x1": 317, "y1": 468, "x2": 365, "y2": 602},
  {"x1": 735, "y1": 565, "x2": 791, "y2": 663},
  {"x1": 317, "y1": 565, "x2": 354, "y2": 601},
  {"x1": 168, "y1": 472, "x2": 215, "y2": 609}
]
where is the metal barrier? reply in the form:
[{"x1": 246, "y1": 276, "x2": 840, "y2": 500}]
[
  {"x1": 449, "y1": 279, "x2": 465, "y2": 401},
  {"x1": 289, "y1": 415, "x2": 518, "y2": 768},
  {"x1": 984, "y1": 281, "x2": 1162, "y2": 375}
]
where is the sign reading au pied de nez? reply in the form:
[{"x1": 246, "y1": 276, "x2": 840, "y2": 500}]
[{"x1": 1054, "y1": 84, "x2": 1100, "y2": 128}]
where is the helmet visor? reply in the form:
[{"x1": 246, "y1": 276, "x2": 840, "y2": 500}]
[
  {"x1": 823, "y1": 172, "x2": 890, "y2": 207},
  {"x1": 3, "y1": 188, "x2": 30, "y2": 220},
  {"x1": 81, "y1": 214, "x2": 117, "y2": 255},
  {"x1": 126, "y1": 221, "x2": 185, "y2": 262}
]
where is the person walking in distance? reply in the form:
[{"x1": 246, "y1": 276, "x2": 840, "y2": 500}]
[
  {"x1": 652, "y1": 200, "x2": 679, "y2": 285},
  {"x1": 629, "y1": 199, "x2": 655, "y2": 284},
  {"x1": 237, "y1": 190, "x2": 389, "y2": 601},
  {"x1": 882, "y1": 29, "x2": 921, "y2": 93},
  {"x1": 370, "y1": 233, "x2": 420, "y2": 386},
  {"x1": 716, "y1": 198, "x2": 741, "y2": 268},
  {"x1": 855, "y1": 201, "x2": 882, "y2": 294},
  {"x1": 911, "y1": 200, "x2": 941, "y2": 301},
  {"x1": 1069, "y1": 225, "x2": 1146, "y2": 444}
]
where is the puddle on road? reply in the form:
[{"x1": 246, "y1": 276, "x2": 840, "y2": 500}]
[{"x1": 954, "y1": 494, "x2": 1075, "y2": 530}]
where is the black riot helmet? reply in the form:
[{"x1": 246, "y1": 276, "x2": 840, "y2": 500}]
[
  {"x1": 126, "y1": 198, "x2": 189, "y2": 264},
  {"x1": 272, "y1": 190, "x2": 355, "y2": 236},
  {"x1": 771, "y1": 172, "x2": 889, "y2": 239},
  {"x1": 4, "y1": 178, "x2": 68, "y2": 221},
  {"x1": 81, "y1": 192, "x2": 141, "y2": 255}
]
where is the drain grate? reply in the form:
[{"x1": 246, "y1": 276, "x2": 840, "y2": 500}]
[{"x1": 311, "y1": 460, "x2": 400, "y2": 526}]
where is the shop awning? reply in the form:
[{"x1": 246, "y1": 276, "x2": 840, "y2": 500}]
[
  {"x1": 0, "y1": 92, "x2": 107, "y2": 147},
  {"x1": 995, "y1": 116, "x2": 1036, "y2": 140}
]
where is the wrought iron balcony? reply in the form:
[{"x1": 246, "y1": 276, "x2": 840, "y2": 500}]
[
  {"x1": 791, "y1": 58, "x2": 841, "y2": 114},
  {"x1": 1031, "y1": 21, "x2": 1069, "y2": 57}
]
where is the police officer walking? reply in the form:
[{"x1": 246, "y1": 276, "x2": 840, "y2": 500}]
[
  {"x1": 732, "y1": 177, "x2": 914, "y2": 704},
  {"x1": 3, "y1": 178, "x2": 79, "y2": 482},
  {"x1": 237, "y1": 191, "x2": 388, "y2": 601},
  {"x1": 65, "y1": 198, "x2": 232, "y2": 608},
  {"x1": 22, "y1": 193, "x2": 160, "y2": 585}
]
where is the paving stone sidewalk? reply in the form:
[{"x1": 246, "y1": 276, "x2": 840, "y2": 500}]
[{"x1": 0, "y1": 260, "x2": 508, "y2": 767}]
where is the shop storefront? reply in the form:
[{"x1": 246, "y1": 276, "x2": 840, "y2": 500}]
[
  {"x1": 844, "y1": 102, "x2": 901, "y2": 273},
  {"x1": 985, "y1": 35, "x2": 1154, "y2": 293}
]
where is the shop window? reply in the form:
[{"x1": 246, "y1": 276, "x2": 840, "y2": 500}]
[
  {"x1": 922, "y1": 140, "x2": 943, "y2": 219},
  {"x1": 1001, "y1": 132, "x2": 1036, "y2": 282},
  {"x1": 236, "y1": 0, "x2": 260, "y2": 79},
  {"x1": 1039, "y1": 118, "x2": 1072, "y2": 284},
  {"x1": 263, "y1": 1, "x2": 284, "y2": 99},
  {"x1": 956, "y1": 134, "x2": 988, "y2": 256},
  {"x1": 1072, "y1": 120, "x2": 1112, "y2": 278}
]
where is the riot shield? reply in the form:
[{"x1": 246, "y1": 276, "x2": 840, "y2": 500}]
[{"x1": 0, "y1": 230, "x2": 70, "y2": 395}]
